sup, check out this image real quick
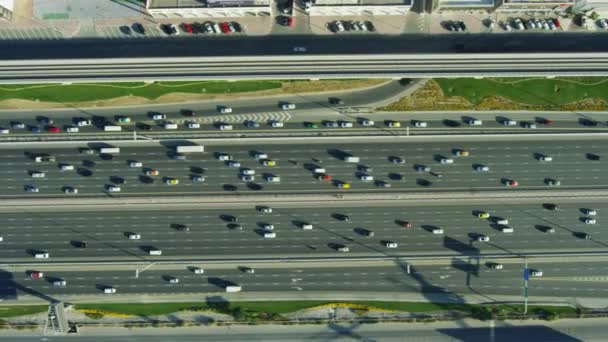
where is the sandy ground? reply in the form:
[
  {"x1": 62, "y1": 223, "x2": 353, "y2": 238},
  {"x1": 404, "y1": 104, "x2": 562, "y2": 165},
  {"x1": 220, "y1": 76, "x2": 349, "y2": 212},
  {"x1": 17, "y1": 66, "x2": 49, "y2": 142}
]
[{"x1": 0, "y1": 80, "x2": 387, "y2": 110}]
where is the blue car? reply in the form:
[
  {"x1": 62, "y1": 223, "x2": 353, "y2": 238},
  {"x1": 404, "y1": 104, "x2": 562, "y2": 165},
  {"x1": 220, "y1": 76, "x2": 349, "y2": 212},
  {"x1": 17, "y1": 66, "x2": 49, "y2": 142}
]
[{"x1": 30, "y1": 126, "x2": 41, "y2": 133}]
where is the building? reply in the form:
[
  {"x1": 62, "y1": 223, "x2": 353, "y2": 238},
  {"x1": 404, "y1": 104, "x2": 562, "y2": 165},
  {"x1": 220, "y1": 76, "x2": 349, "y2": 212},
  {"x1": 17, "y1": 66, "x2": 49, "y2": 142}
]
[
  {"x1": 0, "y1": 0, "x2": 13, "y2": 21},
  {"x1": 145, "y1": 0, "x2": 271, "y2": 17},
  {"x1": 309, "y1": 0, "x2": 413, "y2": 15},
  {"x1": 434, "y1": 0, "x2": 495, "y2": 12},
  {"x1": 496, "y1": 0, "x2": 574, "y2": 11}
]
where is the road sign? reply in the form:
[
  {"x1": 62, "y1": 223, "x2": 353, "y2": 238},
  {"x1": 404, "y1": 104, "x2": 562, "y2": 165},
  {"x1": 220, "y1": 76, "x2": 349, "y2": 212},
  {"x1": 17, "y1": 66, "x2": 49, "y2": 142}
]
[{"x1": 523, "y1": 268, "x2": 529, "y2": 281}]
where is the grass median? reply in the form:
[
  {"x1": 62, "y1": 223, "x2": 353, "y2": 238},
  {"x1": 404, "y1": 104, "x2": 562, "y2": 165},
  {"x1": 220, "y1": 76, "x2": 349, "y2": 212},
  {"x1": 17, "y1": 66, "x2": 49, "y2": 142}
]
[{"x1": 0, "y1": 305, "x2": 48, "y2": 318}]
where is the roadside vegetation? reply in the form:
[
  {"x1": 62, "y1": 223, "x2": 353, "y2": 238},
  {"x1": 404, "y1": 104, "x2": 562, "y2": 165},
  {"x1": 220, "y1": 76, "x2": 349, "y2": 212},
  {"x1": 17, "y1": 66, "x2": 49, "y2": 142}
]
[
  {"x1": 382, "y1": 78, "x2": 608, "y2": 111},
  {"x1": 0, "y1": 305, "x2": 47, "y2": 318}
]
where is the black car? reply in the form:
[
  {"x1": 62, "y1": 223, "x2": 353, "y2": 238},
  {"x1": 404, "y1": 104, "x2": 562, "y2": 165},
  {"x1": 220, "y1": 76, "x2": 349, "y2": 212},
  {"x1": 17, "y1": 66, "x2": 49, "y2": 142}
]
[
  {"x1": 120, "y1": 25, "x2": 132, "y2": 35},
  {"x1": 329, "y1": 97, "x2": 344, "y2": 105},
  {"x1": 138, "y1": 123, "x2": 152, "y2": 131},
  {"x1": 336, "y1": 214, "x2": 350, "y2": 222},
  {"x1": 231, "y1": 21, "x2": 242, "y2": 32},
  {"x1": 72, "y1": 240, "x2": 87, "y2": 248},
  {"x1": 132, "y1": 23, "x2": 145, "y2": 34},
  {"x1": 182, "y1": 109, "x2": 196, "y2": 117},
  {"x1": 278, "y1": 16, "x2": 290, "y2": 26},
  {"x1": 364, "y1": 21, "x2": 375, "y2": 32},
  {"x1": 160, "y1": 24, "x2": 177, "y2": 35}
]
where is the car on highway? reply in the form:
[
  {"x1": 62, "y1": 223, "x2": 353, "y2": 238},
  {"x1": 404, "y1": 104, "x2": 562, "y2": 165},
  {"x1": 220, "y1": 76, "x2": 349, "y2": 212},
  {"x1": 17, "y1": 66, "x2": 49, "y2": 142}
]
[
  {"x1": 30, "y1": 126, "x2": 41, "y2": 133},
  {"x1": 12, "y1": 122, "x2": 25, "y2": 129},
  {"x1": 172, "y1": 153, "x2": 187, "y2": 160},
  {"x1": 281, "y1": 103, "x2": 296, "y2": 110},
  {"x1": 192, "y1": 267, "x2": 204, "y2": 274},
  {"x1": 30, "y1": 171, "x2": 45, "y2": 178},
  {"x1": 128, "y1": 233, "x2": 141, "y2": 240},
  {"x1": 502, "y1": 119, "x2": 517, "y2": 126},
  {"x1": 30, "y1": 271, "x2": 44, "y2": 279},
  {"x1": 538, "y1": 155, "x2": 553, "y2": 162},
  {"x1": 489, "y1": 263, "x2": 503, "y2": 270},
  {"x1": 106, "y1": 185, "x2": 121, "y2": 192},
  {"x1": 76, "y1": 119, "x2": 92, "y2": 127},
  {"x1": 258, "y1": 206, "x2": 273, "y2": 213},
  {"x1": 523, "y1": 122, "x2": 537, "y2": 129},
  {"x1": 0, "y1": 128, "x2": 9, "y2": 134},
  {"x1": 129, "y1": 161, "x2": 143, "y2": 168},
  {"x1": 265, "y1": 175, "x2": 280, "y2": 182},
  {"x1": 165, "y1": 178, "x2": 179, "y2": 185},
  {"x1": 358, "y1": 165, "x2": 373, "y2": 172},
  {"x1": 584, "y1": 218, "x2": 597, "y2": 224},
  {"x1": 25, "y1": 185, "x2": 39, "y2": 193},
  {"x1": 440, "y1": 158, "x2": 454, "y2": 164},
  {"x1": 187, "y1": 122, "x2": 201, "y2": 129},
  {"x1": 60, "y1": 164, "x2": 74, "y2": 171},
  {"x1": 192, "y1": 175, "x2": 205, "y2": 182},
  {"x1": 504, "y1": 180, "x2": 519, "y2": 187},
  {"x1": 305, "y1": 122, "x2": 318, "y2": 129},
  {"x1": 477, "y1": 235, "x2": 490, "y2": 242},
  {"x1": 104, "y1": 287, "x2": 117, "y2": 294},
  {"x1": 262, "y1": 159, "x2": 276, "y2": 166},
  {"x1": 337, "y1": 182, "x2": 351, "y2": 189},
  {"x1": 323, "y1": 121, "x2": 338, "y2": 128},
  {"x1": 217, "y1": 153, "x2": 233, "y2": 161},
  {"x1": 453, "y1": 149, "x2": 469, "y2": 157},
  {"x1": 245, "y1": 121, "x2": 261, "y2": 128},
  {"x1": 465, "y1": 118, "x2": 482, "y2": 126},
  {"x1": 391, "y1": 157, "x2": 405, "y2": 164},
  {"x1": 415, "y1": 165, "x2": 431, "y2": 172},
  {"x1": 546, "y1": 179, "x2": 561, "y2": 186},
  {"x1": 335, "y1": 213, "x2": 350, "y2": 222},
  {"x1": 146, "y1": 169, "x2": 159, "y2": 176},
  {"x1": 432, "y1": 228, "x2": 444, "y2": 235},
  {"x1": 530, "y1": 270, "x2": 543, "y2": 277},
  {"x1": 475, "y1": 165, "x2": 489, "y2": 172},
  {"x1": 168, "y1": 276, "x2": 180, "y2": 284},
  {"x1": 53, "y1": 279, "x2": 67, "y2": 286},
  {"x1": 227, "y1": 160, "x2": 241, "y2": 168},
  {"x1": 34, "y1": 252, "x2": 49, "y2": 259},
  {"x1": 64, "y1": 187, "x2": 78, "y2": 194},
  {"x1": 336, "y1": 245, "x2": 350, "y2": 252},
  {"x1": 241, "y1": 175, "x2": 255, "y2": 181},
  {"x1": 384, "y1": 241, "x2": 398, "y2": 248},
  {"x1": 401, "y1": 221, "x2": 413, "y2": 228},
  {"x1": 583, "y1": 209, "x2": 597, "y2": 216},
  {"x1": 329, "y1": 97, "x2": 344, "y2": 105},
  {"x1": 361, "y1": 119, "x2": 375, "y2": 126},
  {"x1": 47, "y1": 126, "x2": 60, "y2": 133},
  {"x1": 413, "y1": 120, "x2": 428, "y2": 128},
  {"x1": 477, "y1": 212, "x2": 490, "y2": 219},
  {"x1": 270, "y1": 121, "x2": 284, "y2": 128},
  {"x1": 359, "y1": 174, "x2": 374, "y2": 181},
  {"x1": 339, "y1": 121, "x2": 354, "y2": 128},
  {"x1": 116, "y1": 116, "x2": 131, "y2": 123},
  {"x1": 219, "y1": 106, "x2": 233, "y2": 113},
  {"x1": 317, "y1": 174, "x2": 332, "y2": 181},
  {"x1": 242, "y1": 267, "x2": 255, "y2": 274},
  {"x1": 387, "y1": 121, "x2": 401, "y2": 128},
  {"x1": 219, "y1": 124, "x2": 233, "y2": 130},
  {"x1": 261, "y1": 223, "x2": 274, "y2": 230}
]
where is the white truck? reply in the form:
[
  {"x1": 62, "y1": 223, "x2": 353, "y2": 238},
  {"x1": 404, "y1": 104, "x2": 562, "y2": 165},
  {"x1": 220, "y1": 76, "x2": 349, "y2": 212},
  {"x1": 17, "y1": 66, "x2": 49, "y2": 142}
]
[
  {"x1": 100, "y1": 147, "x2": 120, "y2": 154},
  {"x1": 176, "y1": 145, "x2": 204, "y2": 153},
  {"x1": 225, "y1": 285, "x2": 242, "y2": 293},
  {"x1": 104, "y1": 125, "x2": 122, "y2": 132}
]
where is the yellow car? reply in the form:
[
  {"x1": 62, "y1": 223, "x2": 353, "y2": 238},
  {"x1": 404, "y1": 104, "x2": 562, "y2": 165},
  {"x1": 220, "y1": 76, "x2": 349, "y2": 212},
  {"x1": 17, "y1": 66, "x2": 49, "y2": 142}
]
[
  {"x1": 454, "y1": 150, "x2": 470, "y2": 157},
  {"x1": 477, "y1": 212, "x2": 490, "y2": 219},
  {"x1": 263, "y1": 160, "x2": 276, "y2": 166},
  {"x1": 338, "y1": 183, "x2": 351, "y2": 189},
  {"x1": 387, "y1": 121, "x2": 401, "y2": 128},
  {"x1": 165, "y1": 178, "x2": 179, "y2": 185}
]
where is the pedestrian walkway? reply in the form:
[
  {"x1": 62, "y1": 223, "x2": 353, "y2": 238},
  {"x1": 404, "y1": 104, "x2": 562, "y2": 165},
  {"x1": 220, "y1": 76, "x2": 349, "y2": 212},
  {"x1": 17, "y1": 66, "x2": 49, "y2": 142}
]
[
  {"x1": 0, "y1": 27, "x2": 63, "y2": 40},
  {"x1": 97, "y1": 25, "x2": 164, "y2": 39}
]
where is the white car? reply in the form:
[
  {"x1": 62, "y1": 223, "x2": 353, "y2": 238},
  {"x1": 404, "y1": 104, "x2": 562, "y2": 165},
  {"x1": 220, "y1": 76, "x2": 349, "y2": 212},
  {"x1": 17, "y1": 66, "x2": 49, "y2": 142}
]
[
  {"x1": 266, "y1": 176, "x2": 281, "y2": 182},
  {"x1": 12, "y1": 122, "x2": 25, "y2": 129},
  {"x1": 440, "y1": 158, "x2": 454, "y2": 164},
  {"x1": 523, "y1": 122, "x2": 537, "y2": 129},
  {"x1": 584, "y1": 209, "x2": 597, "y2": 216},
  {"x1": 263, "y1": 232, "x2": 277, "y2": 239},
  {"x1": 340, "y1": 122, "x2": 354, "y2": 128},
  {"x1": 432, "y1": 228, "x2": 444, "y2": 235},
  {"x1": 128, "y1": 234, "x2": 141, "y2": 240},
  {"x1": 107, "y1": 185, "x2": 121, "y2": 192},
  {"x1": 491, "y1": 263, "x2": 503, "y2": 270},
  {"x1": 585, "y1": 218, "x2": 597, "y2": 224},
  {"x1": 335, "y1": 21, "x2": 345, "y2": 32},
  {"x1": 219, "y1": 124, "x2": 233, "y2": 130},
  {"x1": 227, "y1": 161, "x2": 241, "y2": 168},
  {"x1": 477, "y1": 235, "x2": 490, "y2": 242},
  {"x1": 530, "y1": 270, "x2": 543, "y2": 277},
  {"x1": 384, "y1": 242, "x2": 398, "y2": 248},
  {"x1": 539, "y1": 156, "x2": 553, "y2": 162},
  {"x1": 261, "y1": 224, "x2": 274, "y2": 230},
  {"x1": 152, "y1": 114, "x2": 166, "y2": 120},
  {"x1": 66, "y1": 127, "x2": 79, "y2": 133},
  {"x1": 104, "y1": 287, "x2": 117, "y2": 294},
  {"x1": 359, "y1": 175, "x2": 374, "y2": 181},
  {"x1": 258, "y1": 206, "x2": 272, "y2": 213},
  {"x1": 337, "y1": 245, "x2": 349, "y2": 252},
  {"x1": 64, "y1": 187, "x2": 78, "y2": 194},
  {"x1": 77, "y1": 120, "x2": 92, "y2": 127},
  {"x1": 414, "y1": 121, "x2": 428, "y2": 128},
  {"x1": 31, "y1": 171, "x2": 45, "y2": 178},
  {"x1": 242, "y1": 168, "x2": 255, "y2": 175},
  {"x1": 475, "y1": 165, "x2": 489, "y2": 172},
  {"x1": 53, "y1": 279, "x2": 67, "y2": 286},
  {"x1": 241, "y1": 175, "x2": 255, "y2": 181},
  {"x1": 129, "y1": 161, "x2": 143, "y2": 168},
  {"x1": 281, "y1": 103, "x2": 296, "y2": 110},
  {"x1": 271, "y1": 121, "x2": 284, "y2": 128},
  {"x1": 392, "y1": 157, "x2": 405, "y2": 164},
  {"x1": 26, "y1": 186, "x2": 40, "y2": 193},
  {"x1": 503, "y1": 120, "x2": 517, "y2": 126},
  {"x1": 168, "y1": 277, "x2": 179, "y2": 284},
  {"x1": 191, "y1": 175, "x2": 205, "y2": 182},
  {"x1": 60, "y1": 164, "x2": 74, "y2": 171},
  {"x1": 193, "y1": 267, "x2": 204, "y2": 274},
  {"x1": 466, "y1": 119, "x2": 482, "y2": 126},
  {"x1": 187, "y1": 122, "x2": 201, "y2": 129},
  {"x1": 361, "y1": 120, "x2": 375, "y2": 126},
  {"x1": 218, "y1": 154, "x2": 233, "y2": 161},
  {"x1": 219, "y1": 107, "x2": 233, "y2": 113}
]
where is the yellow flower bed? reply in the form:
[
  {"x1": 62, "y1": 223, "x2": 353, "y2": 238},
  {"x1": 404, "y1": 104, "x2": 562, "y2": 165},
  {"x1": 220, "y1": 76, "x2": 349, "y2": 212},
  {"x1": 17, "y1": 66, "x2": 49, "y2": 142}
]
[
  {"x1": 77, "y1": 308, "x2": 132, "y2": 318},
  {"x1": 306, "y1": 303, "x2": 398, "y2": 313}
]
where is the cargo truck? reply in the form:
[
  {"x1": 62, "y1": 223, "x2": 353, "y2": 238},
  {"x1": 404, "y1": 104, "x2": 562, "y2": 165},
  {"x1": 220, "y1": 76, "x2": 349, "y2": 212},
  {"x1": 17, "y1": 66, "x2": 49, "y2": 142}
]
[
  {"x1": 225, "y1": 285, "x2": 242, "y2": 292},
  {"x1": 176, "y1": 145, "x2": 204, "y2": 153}
]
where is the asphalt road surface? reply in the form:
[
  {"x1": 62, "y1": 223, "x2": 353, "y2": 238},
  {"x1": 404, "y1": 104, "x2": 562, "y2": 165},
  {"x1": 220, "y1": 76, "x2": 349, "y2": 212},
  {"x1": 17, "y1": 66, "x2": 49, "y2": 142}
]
[
  {"x1": 3, "y1": 260, "x2": 607, "y2": 300},
  {"x1": 1, "y1": 138, "x2": 606, "y2": 197},
  {"x1": 1, "y1": 34, "x2": 608, "y2": 60},
  {"x1": 1, "y1": 200, "x2": 606, "y2": 262}
]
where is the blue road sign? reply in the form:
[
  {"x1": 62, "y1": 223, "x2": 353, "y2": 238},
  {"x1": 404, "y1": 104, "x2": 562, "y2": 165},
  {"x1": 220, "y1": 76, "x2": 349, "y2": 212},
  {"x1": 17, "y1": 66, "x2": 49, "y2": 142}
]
[{"x1": 523, "y1": 268, "x2": 529, "y2": 281}]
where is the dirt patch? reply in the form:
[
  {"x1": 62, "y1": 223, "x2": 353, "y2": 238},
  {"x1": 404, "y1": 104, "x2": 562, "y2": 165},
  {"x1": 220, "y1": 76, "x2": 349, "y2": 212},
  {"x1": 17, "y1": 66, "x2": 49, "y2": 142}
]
[
  {"x1": 381, "y1": 80, "x2": 608, "y2": 111},
  {"x1": 0, "y1": 79, "x2": 387, "y2": 110}
]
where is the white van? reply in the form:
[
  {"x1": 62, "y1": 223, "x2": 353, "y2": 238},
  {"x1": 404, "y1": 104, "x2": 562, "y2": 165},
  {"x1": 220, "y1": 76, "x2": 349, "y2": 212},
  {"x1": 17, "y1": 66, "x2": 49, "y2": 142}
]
[
  {"x1": 164, "y1": 123, "x2": 178, "y2": 130},
  {"x1": 313, "y1": 168, "x2": 326, "y2": 174},
  {"x1": 255, "y1": 153, "x2": 268, "y2": 160},
  {"x1": 432, "y1": 228, "x2": 444, "y2": 235},
  {"x1": 104, "y1": 287, "x2": 117, "y2": 294},
  {"x1": 500, "y1": 227, "x2": 514, "y2": 233},
  {"x1": 149, "y1": 249, "x2": 162, "y2": 256},
  {"x1": 496, "y1": 219, "x2": 509, "y2": 225},
  {"x1": 263, "y1": 232, "x2": 276, "y2": 238},
  {"x1": 301, "y1": 223, "x2": 313, "y2": 230}
]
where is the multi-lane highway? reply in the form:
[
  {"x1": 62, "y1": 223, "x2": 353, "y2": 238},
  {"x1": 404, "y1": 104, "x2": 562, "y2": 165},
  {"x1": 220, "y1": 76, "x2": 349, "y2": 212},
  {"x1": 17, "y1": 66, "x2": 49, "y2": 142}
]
[
  {"x1": 4, "y1": 260, "x2": 608, "y2": 300},
  {"x1": 0, "y1": 136, "x2": 604, "y2": 197},
  {"x1": 3, "y1": 35, "x2": 608, "y2": 82},
  {"x1": 1, "y1": 199, "x2": 605, "y2": 262}
]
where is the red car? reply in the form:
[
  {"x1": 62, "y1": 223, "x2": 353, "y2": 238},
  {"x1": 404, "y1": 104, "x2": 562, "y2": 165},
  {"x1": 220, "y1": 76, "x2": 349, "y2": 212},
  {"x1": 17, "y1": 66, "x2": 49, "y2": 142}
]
[
  {"x1": 220, "y1": 22, "x2": 230, "y2": 34},
  {"x1": 401, "y1": 221, "x2": 412, "y2": 228},
  {"x1": 30, "y1": 271, "x2": 43, "y2": 279},
  {"x1": 288, "y1": 17, "x2": 294, "y2": 27},
  {"x1": 505, "y1": 180, "x2": 519, "y2": 187},
  {"x1": 182, "y1": 23, "x2": 193, "y2": 33},
  {"x1": 553, "y1": 18, "x2": 561, "y2": 28},
  {"x1": 318, "y1": 174, "x2": 332, "y2": 181},
  {"x1": 541, "y1": 118, "x2": 553, "y2": 125},
  {"x1": 47, "y1": 126, "x2": 60, "y2": 133}
]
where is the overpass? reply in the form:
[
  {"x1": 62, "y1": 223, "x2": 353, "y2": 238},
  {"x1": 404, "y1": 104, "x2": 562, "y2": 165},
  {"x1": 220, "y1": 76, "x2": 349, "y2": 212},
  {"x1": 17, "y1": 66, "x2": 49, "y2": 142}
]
[{"x1": 1, "y1": 34, "x2": 608, "y2": 83}]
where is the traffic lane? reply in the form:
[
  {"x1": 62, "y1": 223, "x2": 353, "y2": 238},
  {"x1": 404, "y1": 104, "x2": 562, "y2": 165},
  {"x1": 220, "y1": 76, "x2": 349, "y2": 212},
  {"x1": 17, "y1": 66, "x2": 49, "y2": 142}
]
[
  {"x1": 1, "y1": 140, "x2": 606, "y2": 195},
  {"x1": 1, "y1": 202, "x2": 605, "y2": 260},
  {"x1": 10, "y1": 262, "x2": 608, "y2": 298}
]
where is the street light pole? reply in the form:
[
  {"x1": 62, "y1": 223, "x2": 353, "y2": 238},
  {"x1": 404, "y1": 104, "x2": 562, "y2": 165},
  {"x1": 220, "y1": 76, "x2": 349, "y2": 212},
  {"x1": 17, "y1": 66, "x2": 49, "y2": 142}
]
[{"x1": 523, "y1": 258, "x2": 529, "y2": 315}]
